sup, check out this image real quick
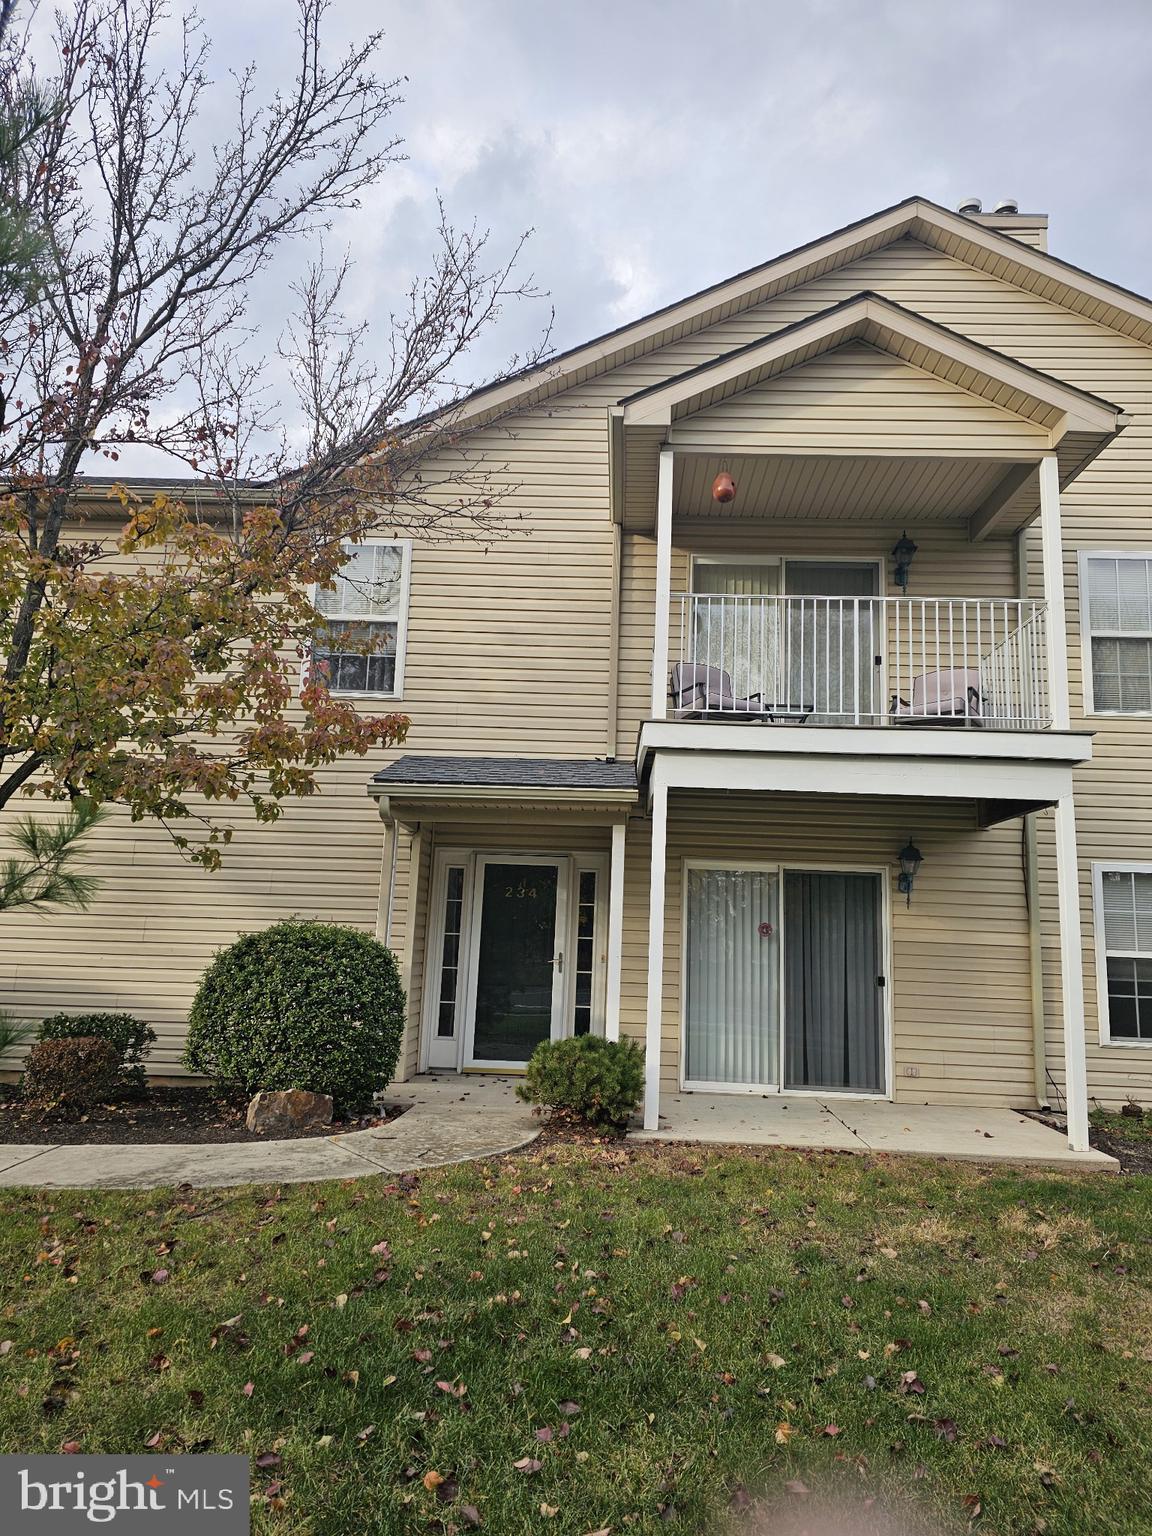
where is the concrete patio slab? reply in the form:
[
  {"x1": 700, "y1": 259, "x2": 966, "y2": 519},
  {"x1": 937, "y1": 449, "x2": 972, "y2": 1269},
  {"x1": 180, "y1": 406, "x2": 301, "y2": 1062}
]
[
  {"x1": 636, "y1": 1091, "x2": 866, "y2": 1151},
  {"x1": 637, "y1": 1092, "x2": 1117, "y2": 1170}
]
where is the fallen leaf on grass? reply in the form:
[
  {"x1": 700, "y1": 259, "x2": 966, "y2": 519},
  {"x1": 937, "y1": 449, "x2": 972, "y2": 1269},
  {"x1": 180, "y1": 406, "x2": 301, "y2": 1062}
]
[
  {"x1": 460, "y1": 1505, "x2": 483, "y2": 1527},
  {"x1": 540, "y1": 1504, "x2": 559, "y2": 1518},
  {"x1": 765, "y1": 1353, "x2": 787, "y2": 1369},
  {"x1": 821, "y1": 1424, "x2": 841, "y2": 1437},
  {"x1": 513, "y1": 1456, "x2": 543, "y2": 1474},
  {"x1": 784, "y1": 1479, "x2": 810, "y2": 1497},
  {"x1": 334, "y1": 1294, "x2": 349, "y2": 1310},
  {"x1": 898, "y1": 1371, "x2": 926, "y2": 1395},
  {"x1": 774, "y1": 1423, "x2": 793, "y2": 1445},
  {"x1": 241, "y1": 1383, "x2": 254, "y2": 1398},
  {"x1": 356, "y1": 1425, "x2": 375, "y2": 1443},
  {"x1": 255, "y1": 1452, "x2": 281, "y2": 1470},
  {"x1": 0, "y1": 1341, "x2": 13, "y2": 1356},
  {"x1": 422, "y1": 1470, "x2": 444, "y2": 1492}
]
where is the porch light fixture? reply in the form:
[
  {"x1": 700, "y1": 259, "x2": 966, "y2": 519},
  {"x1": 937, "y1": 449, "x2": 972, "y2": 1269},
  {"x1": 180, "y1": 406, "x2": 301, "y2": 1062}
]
[
  {"x1": 891, "y1": 530, "x2": 918, "y2": 592},
  {"x1": 897, "y1": 838, "x2": 923, "y2": 907}
]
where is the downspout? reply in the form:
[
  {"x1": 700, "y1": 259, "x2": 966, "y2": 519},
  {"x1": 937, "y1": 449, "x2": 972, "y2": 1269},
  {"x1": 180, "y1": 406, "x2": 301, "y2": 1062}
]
[{"x1": 1017, "y1": 527, "x2": 1050, "y2": 1108}]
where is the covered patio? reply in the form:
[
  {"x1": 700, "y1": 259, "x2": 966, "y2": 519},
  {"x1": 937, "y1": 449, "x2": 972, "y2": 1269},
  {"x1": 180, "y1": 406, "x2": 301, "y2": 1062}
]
[{"x1": 384, "y1": 1073, "x2": 1116, "y2": 1169}]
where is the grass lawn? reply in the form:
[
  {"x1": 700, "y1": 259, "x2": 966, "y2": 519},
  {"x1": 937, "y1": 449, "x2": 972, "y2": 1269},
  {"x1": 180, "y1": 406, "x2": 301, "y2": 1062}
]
[{"x1": 1, "y1": 1144, "x2": 1150, "y2": 1536}]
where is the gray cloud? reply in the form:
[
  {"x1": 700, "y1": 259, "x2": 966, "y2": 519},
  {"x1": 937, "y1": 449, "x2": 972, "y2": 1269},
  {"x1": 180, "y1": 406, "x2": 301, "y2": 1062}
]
[{"x1": 51, "y1": 0, "x2": 1152, "y2": 472}]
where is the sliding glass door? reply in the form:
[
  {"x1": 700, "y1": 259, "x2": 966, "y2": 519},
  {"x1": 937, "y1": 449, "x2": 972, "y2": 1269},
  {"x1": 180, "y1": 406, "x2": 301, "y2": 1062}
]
[{"x1": 684, "y1": 864, "x2": 887, "y2": 1095}]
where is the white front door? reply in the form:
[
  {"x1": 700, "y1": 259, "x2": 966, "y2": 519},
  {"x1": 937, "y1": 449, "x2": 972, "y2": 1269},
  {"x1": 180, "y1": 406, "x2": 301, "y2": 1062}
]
[{"x1": 462, "y1": 855, "x2": 569, "y2": 1069}]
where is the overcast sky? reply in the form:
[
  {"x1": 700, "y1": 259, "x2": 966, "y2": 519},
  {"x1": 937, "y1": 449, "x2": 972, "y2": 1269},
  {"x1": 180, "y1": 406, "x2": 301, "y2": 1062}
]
[{"x1": 49, "y1": 0, "x2": 1152, "y2": 472}]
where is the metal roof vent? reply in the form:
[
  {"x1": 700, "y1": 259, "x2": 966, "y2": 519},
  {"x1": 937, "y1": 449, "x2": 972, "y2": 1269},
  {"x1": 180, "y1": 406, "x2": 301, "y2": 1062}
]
[
  {"x1": 956, "y1": 196, "x2": 982, "y2": 215},
  {"x1": 992, "y1": 197, "x2": 1020, "y2": 215}
]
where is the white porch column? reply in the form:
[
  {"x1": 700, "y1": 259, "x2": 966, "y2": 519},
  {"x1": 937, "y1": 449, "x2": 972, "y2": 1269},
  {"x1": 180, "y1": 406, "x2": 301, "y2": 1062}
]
[
  {"x1": 1038, "y1": 454, "x2": 1071, "y2": 731},
  {"x1": 650, "y1": 447, "x2": 674, "y2": 719},
  {"x1": 605, "y1": 818, "x2": 627, "y2": 1042},
  {"x1": 642, "y1": 766, "x2": 668, "y2": 1130},
  {"x1": 1055, "y1": 794, "x2": 1090, "y2": 1151},
  {"x1": 1039, "y1": 457, "x2": 1090, "y2": 1150}
]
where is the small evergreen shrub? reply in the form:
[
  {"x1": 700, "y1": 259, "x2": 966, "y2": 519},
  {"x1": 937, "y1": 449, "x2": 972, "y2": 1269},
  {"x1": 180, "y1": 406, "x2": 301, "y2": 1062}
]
[
  {"x1": 39, "y1": 1011, "x2": 155, "y2": 1092},
  {"x1": 183, "y1": 919, "x2": 406, "y2": 1112},
  {"x1": 517, "y1": 1035, "x2": 644, "y2": 1130},
  {"x1": 22, "y1": 1037, "x2": 122, "y2": 1116}
]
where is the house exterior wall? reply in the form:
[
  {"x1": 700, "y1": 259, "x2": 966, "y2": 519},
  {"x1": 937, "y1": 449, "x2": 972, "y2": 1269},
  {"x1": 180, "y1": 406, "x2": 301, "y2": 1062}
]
[{"x1": 1, "y1": 227, "x2": 1151, "y2": 1107}]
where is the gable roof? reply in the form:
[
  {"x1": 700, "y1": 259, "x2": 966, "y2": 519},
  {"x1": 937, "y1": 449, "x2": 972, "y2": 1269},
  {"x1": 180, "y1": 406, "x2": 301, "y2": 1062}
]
[
  {"x1": 617, "y1": 292, "x2": 1124, "y2": 438},
  {"x1": 436, "y1": 196, "x2": 1152, "y2": 431}
]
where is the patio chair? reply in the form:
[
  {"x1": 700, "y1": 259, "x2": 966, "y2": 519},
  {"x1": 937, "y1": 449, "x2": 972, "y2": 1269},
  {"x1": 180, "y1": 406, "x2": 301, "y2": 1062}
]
[
  {"x1": 890, "y1": 667, "x2": 985, "y2": 726},
  {"x1": 669, "y1": 663, "x2": 812, "y2": 722},
  {"x1": 670, "y1": 662, "x2": 760, "y2": 718}
]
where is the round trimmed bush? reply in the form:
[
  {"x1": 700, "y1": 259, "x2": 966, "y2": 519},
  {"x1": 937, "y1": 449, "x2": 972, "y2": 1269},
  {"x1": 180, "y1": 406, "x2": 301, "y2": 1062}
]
[
  {"x1": 183, "y1": 919, "x2": 406, "y2": 1111},
  {"x1": 517, "y1": 1035, "x2": 644, "y2": 1130}
]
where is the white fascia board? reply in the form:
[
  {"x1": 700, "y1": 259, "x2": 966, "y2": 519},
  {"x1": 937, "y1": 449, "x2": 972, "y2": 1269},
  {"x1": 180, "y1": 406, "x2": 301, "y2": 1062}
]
[
  {"x1": 637, "y1": 721, "x2": 1093, "y2": 769},
  {"x1": 648, "y1": 746, "x2": 1076, "y2": 806}
]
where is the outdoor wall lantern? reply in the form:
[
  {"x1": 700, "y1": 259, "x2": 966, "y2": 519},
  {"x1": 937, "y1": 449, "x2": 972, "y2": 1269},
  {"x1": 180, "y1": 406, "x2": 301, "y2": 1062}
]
[
  {"x1": 897, "y1": 838, "x2": 924, "y2": 906},
  {"x1": 891, "y1": 530, "x2": 918, "y2": 592}
]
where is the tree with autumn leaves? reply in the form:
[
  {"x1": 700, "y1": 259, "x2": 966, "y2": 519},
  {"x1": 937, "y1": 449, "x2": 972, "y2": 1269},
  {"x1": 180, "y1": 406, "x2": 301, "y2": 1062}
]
[{"x1": 0, "y1": 0, "x2": 545, "y2": 893}]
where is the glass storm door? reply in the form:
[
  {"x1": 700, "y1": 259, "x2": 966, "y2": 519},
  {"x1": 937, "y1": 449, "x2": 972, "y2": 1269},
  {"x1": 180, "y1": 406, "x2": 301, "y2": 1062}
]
[{"x1": 466, "y1": 857, "x2": 567, "y2": 1066}]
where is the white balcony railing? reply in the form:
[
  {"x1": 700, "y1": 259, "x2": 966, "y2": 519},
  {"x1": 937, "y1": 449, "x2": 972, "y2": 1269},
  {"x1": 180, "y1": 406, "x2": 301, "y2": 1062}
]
[{"x1": 671, "y1": 594, "x2": 1050, "y2": 729}]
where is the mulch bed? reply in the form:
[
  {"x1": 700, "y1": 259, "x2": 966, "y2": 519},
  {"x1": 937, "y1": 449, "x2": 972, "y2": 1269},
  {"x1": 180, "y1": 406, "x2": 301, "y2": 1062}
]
[
  {"x1": 0, "y1": 1085, "x2": 403, "y2": 1146},
  {"x1": 1088, "y1": 1122, "x2": 1152, "y2": 1175}
]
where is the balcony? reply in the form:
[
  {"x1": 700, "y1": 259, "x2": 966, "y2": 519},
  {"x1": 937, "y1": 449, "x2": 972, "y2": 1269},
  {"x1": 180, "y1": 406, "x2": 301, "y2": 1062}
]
[{"x1": 670, "y1": 593, "x2": 1050, "y2": 731}]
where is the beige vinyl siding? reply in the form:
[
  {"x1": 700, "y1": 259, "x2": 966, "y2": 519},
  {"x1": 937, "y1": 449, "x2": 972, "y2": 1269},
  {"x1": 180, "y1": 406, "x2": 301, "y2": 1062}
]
[
  {"x1": 614, "y1": 793, "x2": 1034, "y2": 1108},
  {"x1": 667, "y1": 343, "x2": 1053, "y2": 456}
]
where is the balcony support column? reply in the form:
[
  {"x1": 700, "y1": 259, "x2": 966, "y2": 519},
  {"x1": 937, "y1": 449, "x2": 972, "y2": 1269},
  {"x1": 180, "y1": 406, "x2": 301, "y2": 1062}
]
[
  {"x1": 1038, "y1": 453, "x2": 1089, "y2": 1151},
  {"x1": 650, "y1": 447, "x2": 674, "y2": 720},
  {"x1": 1038, "y1": 454, "x2": 1070, "y2": 731},
  {"x1": 1055, "y1": 793, "x2": 1090, "y2": 1152},
  {"x1": 642, "y1": 764, "x2": 668, "y2": 1130}
]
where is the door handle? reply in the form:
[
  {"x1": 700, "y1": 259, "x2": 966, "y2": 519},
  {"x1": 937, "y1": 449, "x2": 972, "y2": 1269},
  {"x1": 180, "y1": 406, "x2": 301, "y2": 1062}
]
[{"x1": 553, "y1": 952, "x2": 564, "y2": 974}]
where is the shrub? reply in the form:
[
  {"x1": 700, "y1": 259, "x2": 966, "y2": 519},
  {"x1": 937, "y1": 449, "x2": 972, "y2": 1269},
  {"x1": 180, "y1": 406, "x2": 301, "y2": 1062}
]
[
  {"x1": 0, "y1": 1010, "x2": 32, "y2": 1061},
  {"x1": 517, "y1": 1035, "x2": 644, "y2": 1130},
  {"x1": 39, "y1": 1011, "x2": 155, "y2": 1092},
  {"x1": 22, "y1": 1037, "x2": 122, "y2": 1117},
  {"x1": 183, "y1": 919, "x2": 406, "y2": 1112}
]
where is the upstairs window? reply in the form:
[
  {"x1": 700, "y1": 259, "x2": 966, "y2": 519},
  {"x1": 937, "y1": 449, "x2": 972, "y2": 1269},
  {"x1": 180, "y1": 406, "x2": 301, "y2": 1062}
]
[
  {"x1": 1095, "y1": 866, "x2": 1152, "y2": 1044},
  {"x1": 313, "y1": 540, "x2": 410, "y2": 697},
  {"x1": 1081, "y1": 554, "x2": 1152, "y2": 714}
]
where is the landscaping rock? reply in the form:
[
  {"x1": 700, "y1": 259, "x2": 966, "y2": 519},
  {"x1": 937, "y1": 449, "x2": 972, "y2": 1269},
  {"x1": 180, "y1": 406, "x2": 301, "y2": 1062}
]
[{"x1": 246, "y1": 1090, "x2": 333, "y2": 1135}]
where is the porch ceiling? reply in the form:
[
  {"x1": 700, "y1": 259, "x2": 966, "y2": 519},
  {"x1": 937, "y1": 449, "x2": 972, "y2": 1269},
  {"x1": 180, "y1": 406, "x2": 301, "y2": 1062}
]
[{"x1": 672, "y1": 452, "x2": 1015, "y2": 523}]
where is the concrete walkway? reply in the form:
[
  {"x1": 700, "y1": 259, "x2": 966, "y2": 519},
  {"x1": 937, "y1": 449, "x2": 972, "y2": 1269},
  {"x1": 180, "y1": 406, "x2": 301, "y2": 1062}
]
[{"x1": 0, "y1": 1095, "x2": 542, "y2": 1190}]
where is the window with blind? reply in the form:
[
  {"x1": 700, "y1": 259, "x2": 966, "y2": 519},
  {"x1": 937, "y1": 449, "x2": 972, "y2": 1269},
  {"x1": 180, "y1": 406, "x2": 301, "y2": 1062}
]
[
  {"x1": 313, "y1": 540, "x2": 411, "y2": 696},
  {"x1": 1082, "y1": 554, "x2": 1152, "y2": 713},
  {"x1": 1096, "y1": 868, "x2": 1152, "y2": 1043}
]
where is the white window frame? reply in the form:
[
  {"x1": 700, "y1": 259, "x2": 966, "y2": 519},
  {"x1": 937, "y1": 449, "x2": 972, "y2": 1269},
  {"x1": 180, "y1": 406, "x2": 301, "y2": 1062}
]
[
  {"x1": 309, "y1": 537, "x2": 412, "y2": 701},
  {"x1": 1092, "y1": 860, "x2": 1152, "y2": 1047},
  {"x1": 1077, "y1": 549, "x2": 1152, "y2": 717}
]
